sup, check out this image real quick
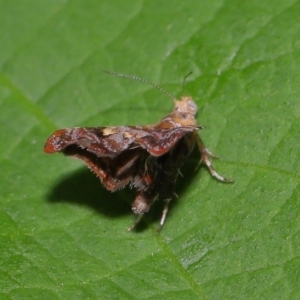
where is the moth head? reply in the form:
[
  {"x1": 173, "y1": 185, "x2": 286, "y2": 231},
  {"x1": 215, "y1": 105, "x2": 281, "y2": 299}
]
[{"x1": 174, "y1": 96, "x2": 198, "y2": 116}]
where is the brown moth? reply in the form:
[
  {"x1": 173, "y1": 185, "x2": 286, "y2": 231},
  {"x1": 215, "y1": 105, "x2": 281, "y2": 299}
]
[{"x1": 44, "y1": 72, "x2": 232, "y2": 232}]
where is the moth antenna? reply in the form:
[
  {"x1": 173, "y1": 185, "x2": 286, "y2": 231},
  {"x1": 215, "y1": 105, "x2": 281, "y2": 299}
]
[
  {"x1": 182, "y1": 71, "x2": 193, "y2": 95},
  {"x1": 103, "y1": 70, "x2": 175, "y2": 100}
]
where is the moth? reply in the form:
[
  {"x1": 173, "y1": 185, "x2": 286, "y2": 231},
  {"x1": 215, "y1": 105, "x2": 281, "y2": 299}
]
[{"x1": 44, "y1": 72, "x2": 232, "y2": 232}]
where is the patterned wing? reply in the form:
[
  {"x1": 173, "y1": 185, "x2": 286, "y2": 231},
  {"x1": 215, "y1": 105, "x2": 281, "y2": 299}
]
[{"x1": 44, "y1": 125, "x2": 196, "y2": 157}]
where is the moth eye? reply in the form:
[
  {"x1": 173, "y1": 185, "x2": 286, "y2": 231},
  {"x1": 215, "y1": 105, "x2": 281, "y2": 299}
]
[{"x1": 188, "y1": 101, "x2": 197, "y2": 113}]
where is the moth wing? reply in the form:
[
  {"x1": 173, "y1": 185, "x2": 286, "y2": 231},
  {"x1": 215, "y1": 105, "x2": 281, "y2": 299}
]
[
  {"x1": 62, "y1": 143, "x2": 149, "y2": 191},
  {"x1": 44, "y1": 126, "x2": 196, "y2": 157},
  {"x1": 44, "y1": 127, "x2": 134, "y2": 157},
  {"x1": 133, "y1": 126, "x2": 196, "y2": 156},
  {"x1": 43, "y1": 126, "x2": 155, "y2": 191}
]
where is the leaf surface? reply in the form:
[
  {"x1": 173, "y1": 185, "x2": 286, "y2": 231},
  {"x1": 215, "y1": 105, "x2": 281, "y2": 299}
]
[{"x1": 1, "y1": 0, "x2": 300, "y2": 299}]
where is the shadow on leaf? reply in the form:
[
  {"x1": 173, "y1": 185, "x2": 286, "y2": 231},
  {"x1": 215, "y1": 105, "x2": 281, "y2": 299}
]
[{"x1": 47, "y1": 168, "x2": 131, "y2": 218}]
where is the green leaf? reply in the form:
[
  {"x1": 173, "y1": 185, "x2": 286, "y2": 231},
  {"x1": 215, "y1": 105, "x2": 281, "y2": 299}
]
[{"x1": 1, "y1": 0, "x2": 300, "y2": 299}]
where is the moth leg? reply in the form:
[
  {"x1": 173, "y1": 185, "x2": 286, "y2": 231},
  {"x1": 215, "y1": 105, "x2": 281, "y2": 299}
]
[
  {"x1": 156, "y1": 198, "x2": 172, "y2": 233},
  {"x1": 127, "y1": 214, "x2": 143, "y2": 231},
  {"x1": 195, "y1": 133, "x2": 233, "y2": 183},
  {"x1": 202, "y1": 147, "x2": 219, "y2": 159}
]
